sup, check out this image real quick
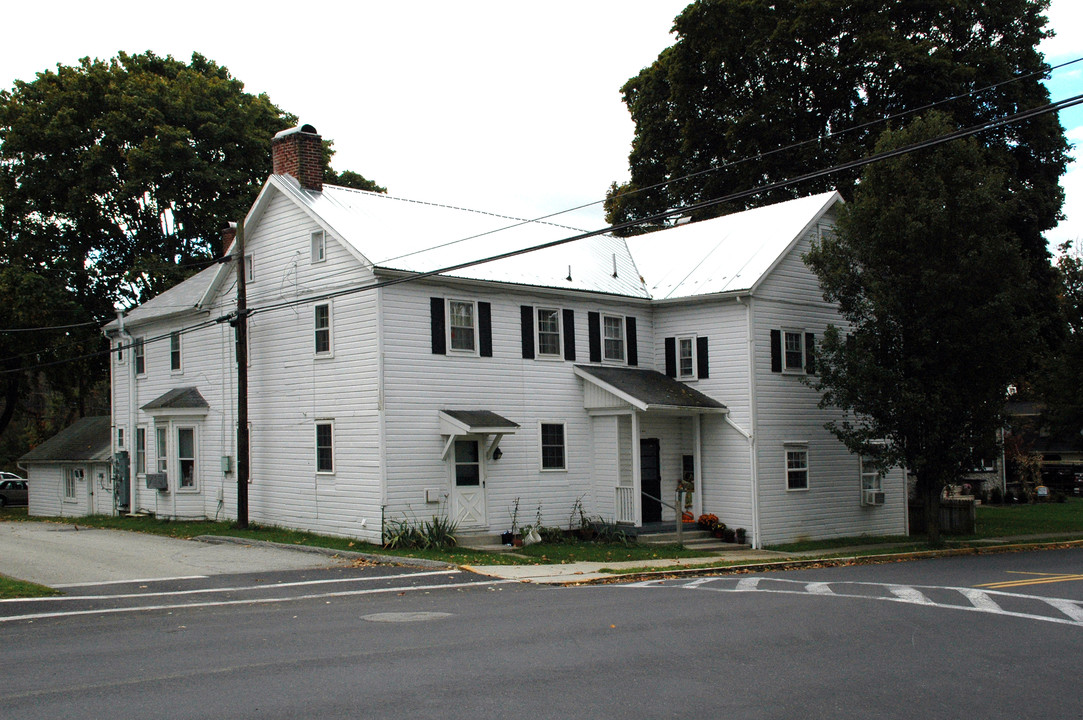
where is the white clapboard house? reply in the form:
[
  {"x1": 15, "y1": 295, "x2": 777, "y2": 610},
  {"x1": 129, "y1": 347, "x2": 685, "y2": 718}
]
[{"x1": 89, "y1": 124, "x2": 907, "y2": 547}]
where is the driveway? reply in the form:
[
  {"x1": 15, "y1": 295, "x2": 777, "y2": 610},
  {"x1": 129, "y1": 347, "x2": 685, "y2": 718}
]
[{"x1": 0, "y1": 522, "x2": 347, "y2": 587}]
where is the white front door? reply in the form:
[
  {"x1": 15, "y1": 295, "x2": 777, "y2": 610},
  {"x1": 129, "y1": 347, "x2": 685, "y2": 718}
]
[{"x1": 450, "y1": 439, "x2": 487, "y2": 528}]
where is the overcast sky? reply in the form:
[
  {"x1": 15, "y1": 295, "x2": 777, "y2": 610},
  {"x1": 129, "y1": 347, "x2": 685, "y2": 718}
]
[{"x1": 3, "y1": 0, "x2": 1081, "y2": 247}]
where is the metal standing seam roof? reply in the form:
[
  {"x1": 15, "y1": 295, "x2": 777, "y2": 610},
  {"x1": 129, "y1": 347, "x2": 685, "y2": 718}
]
[
  {"x1": 272, "y1": 175, "x2": 652, "y2": 298},
  {"x1": 624, "y1": 191, "x2": 840, "y2": 299},
  {"x1": 439, "y1": 410, "x2": 521, "y2": 432},
  {"x1": 19, "y1": 416, "x2": 113, "y2": 464},
  {"x1": 103, "y1": 264, "x2": 222, "y2": 330},
  {"x1": 574, "y1": 365, "x2": 728, "y2": 412}
]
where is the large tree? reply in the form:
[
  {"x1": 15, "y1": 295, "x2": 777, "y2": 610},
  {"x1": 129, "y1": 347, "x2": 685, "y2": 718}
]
[
  {"x1": 606, "y1": 0, "x2": 1068, "y2": 271},
  {"x1": 0, "y1": 51, "x2": 382, "y2": 459},
  {"x1": 805, "y1": 112, "x2": 1039, "y2": 543}
]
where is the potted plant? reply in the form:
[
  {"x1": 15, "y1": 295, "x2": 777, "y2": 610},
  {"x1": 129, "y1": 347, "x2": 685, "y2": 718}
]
[
  {"x1": 735, "y1": 527, "x2": 747, "y2": 544},
  {"x1": 722, "y1": 526, "x2": 736, "y2": 543}
]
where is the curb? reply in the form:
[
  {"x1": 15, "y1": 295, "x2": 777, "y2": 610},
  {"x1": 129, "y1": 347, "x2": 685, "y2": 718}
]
[
  {"x1": 193, "y1": 535, "x2": 457, "y2": 570},
  {"x1": 578, "y1": 538, "x2": 1083, "y2": 585}
]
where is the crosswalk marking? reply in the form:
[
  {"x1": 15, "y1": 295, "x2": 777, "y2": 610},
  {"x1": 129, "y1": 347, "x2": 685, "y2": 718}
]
[{"x1": 638, "y1": 577, "x2": 1083, "y2": 628}]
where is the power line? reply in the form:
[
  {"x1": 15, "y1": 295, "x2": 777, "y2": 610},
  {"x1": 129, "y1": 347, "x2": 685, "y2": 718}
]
[{"x1": 4, "y1": 91, "x2": 1079, "y2": 376}]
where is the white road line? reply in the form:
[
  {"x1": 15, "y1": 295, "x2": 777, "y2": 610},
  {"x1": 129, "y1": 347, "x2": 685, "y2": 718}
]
[
  {"x1": 735, "y1": 578, "x2": 761, "y2": 591},
  {"x1": 51, "y1": 575, "x2": 210, "y2": 589},
  {"x1": 960, "y1": 588, "x2": 1003, "y2": 613},
  {"x1": 0, "y1": 578, "x2": 517, "y2": 624},
  {"x1": 1044, "y1": 598, "x2": 1083, "y2": 622},
  {"x1": 682, "y1": 578, "x2": 718, "y2": 588},
  {"x1": 1, "y1": 569, "x2": 460, "y2": 604},
  {"x1": 805, "y1": 582, "x2": 834, "y2": 595}
]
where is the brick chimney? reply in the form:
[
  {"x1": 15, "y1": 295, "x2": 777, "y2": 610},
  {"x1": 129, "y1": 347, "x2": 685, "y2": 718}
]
[
  {"x1": 272, "y1": 124, "x2": 323, "y2": 192},
  {"x1": 221, "y1": 222, "x2": 237, "y2": 257}
]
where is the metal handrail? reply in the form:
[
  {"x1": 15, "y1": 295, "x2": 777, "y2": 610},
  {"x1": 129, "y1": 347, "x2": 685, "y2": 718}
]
[{"x1": 640, "y1": 489, "x2": 691, "y2": 545}]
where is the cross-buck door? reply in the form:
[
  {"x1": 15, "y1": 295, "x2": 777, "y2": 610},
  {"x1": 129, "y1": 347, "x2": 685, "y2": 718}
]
[{"x1": 451, "y1": 439, "x2": 487, "y2": 527}]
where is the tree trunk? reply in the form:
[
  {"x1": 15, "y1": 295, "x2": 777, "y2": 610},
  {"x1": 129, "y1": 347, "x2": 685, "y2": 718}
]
[{"x1": 922, "y1": 480, "x2": 942, "y2": 545}]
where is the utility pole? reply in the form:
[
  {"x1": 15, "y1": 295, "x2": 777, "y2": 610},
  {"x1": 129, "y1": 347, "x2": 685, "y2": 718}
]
[{"x1": 233, "y1": 219, "x2": 250, "y2": 528}]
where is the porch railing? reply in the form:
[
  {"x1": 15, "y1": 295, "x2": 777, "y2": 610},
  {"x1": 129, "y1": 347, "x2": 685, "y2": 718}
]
[{"x1": 615, "y1": 486, "x2": 635, "y2": 523}]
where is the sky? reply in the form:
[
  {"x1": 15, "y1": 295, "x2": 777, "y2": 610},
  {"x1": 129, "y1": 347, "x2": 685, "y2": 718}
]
[{"x1": 2, "y1": 0, "x2": 1081, "y2": 247}]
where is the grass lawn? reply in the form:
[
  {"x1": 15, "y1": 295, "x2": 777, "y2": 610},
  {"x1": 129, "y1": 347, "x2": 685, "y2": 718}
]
[
  {"x1": 972, "y1": 497, "x2": 1083, "y2": 536},
  {"x1": 0, "y1": 574, "x2": 59, "y2": 599}
]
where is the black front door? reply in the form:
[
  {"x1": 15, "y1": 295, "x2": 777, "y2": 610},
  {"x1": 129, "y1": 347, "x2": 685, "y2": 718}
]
[{"x1": 640, "y1": 438, "x2": 662, "y2": 523}]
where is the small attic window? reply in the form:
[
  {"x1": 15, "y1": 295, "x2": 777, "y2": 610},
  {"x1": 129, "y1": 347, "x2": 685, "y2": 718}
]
[{"x1": 311, "y1": 231, "x2": 326, "y2": 264}]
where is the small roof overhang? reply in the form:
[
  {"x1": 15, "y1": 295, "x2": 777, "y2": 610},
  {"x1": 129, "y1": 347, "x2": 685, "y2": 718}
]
[
  {"x1": 19, "y1": 416, "x2": 112, "y2": 464},
  {"x1": 438, "y1": 410, "x2": 519, "y2": 461},
  {"x1": 141, "y1": 387, "x2": 210, "y2": 418},
  {"x1": 574, "y1": 365, "x2": 729, "y2": 415}
]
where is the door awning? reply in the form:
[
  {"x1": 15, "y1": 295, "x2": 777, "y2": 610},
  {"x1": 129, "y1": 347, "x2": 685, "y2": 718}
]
[
  {"x1": 574, "y1": 365, "x2": 728, "y2": 414},
  {"x1": 438, "y1": 410, "x2": 519, "y2": 460},
  {"x1": 140, "y1": 387, "x2": 210, "y2": 417}
]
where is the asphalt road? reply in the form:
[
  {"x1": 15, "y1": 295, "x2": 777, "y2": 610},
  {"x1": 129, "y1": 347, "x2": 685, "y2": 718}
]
[{"x1": 2, "y1": 546, "x2": 1080, "y2": 719}]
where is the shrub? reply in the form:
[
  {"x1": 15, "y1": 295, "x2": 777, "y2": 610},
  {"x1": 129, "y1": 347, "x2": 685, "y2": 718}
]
[{"x1": 382, "y1": 515, "x2": 458, "y2": 549}]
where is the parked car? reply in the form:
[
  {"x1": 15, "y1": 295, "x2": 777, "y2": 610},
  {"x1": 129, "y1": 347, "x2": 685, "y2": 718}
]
[{"x1": 0, "y1": 477, "x2": 28, "y2": 507}]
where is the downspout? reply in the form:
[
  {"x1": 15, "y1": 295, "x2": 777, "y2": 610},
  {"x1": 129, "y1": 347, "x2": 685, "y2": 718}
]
[
  {"x1": 737, "y1": 295, "x2": 760, "y2": 548},
  {"x1": 377, "y1": 284, "x2": 388, "y2": 540},
  {"x1": 117, "y1": 311, "x2": 137, "y2": 516}
]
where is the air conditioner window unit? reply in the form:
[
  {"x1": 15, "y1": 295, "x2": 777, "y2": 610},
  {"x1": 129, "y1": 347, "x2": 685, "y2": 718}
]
[
  {"x1": 863, "y1": 489, "x2": 885, "y2": 506},
  {"x1": 146, "y1": 473, "x2": 168, "y2": 491}
]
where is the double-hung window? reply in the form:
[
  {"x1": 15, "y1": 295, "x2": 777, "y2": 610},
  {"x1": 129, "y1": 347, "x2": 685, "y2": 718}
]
[
  {"x1": 449, "y1": 300, "x2": 476, "y2": 353},
  {"x1": 603, "y1": 315, "x2": 625, "y2": 362},
  {"x1": 315, "y1": 421, "x2": 334, "y2": 473},
  {"x1": 678, "y1": 336, "x2": 696, "y2": 379},
  {"x1": 134, "y1": 338, "x2": 146, "y2": 376},
  {"x1": 536, "y1": 308, "x2": 561, "y2": 357},
  {"x1": 170, "y1": 332, "x2": 182, "y2": 372},
  {"x1": 786, "y1": 445, "x2": 809, "y2": 491},
  {"x1": 156, "y1": 427, "x2": 168, "y2": 474},
  {"x1": 860, "y1": 456, "x2": 881, "y2": 493},
  {"x1": 244, "y1": 254, "x2": 254, "y2": 282},
  {"x1": 784, "y1": 331, "x2": 804, "y2": 372},
  {"x1": 135, "y1": 427, "x2": 147, "y2": 475},
  {"x1": 314, "y1": 303, "x2": 332, "y2": 355},
  {"x1": 540, "y1": 423, "x2": 566, "y2": 471},
  {"x1": 64, "y1": 467, "x2": 82, "y2": 501},
  {"x1": 177, "y1": 427, "x2": 196, "y2": 489}
]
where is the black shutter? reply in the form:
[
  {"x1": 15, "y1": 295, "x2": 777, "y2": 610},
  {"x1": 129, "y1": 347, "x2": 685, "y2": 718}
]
[
  {"x1": 697, "y1": 336, "x2": 710, "y2": 379},
  {"x1": 478, "y1": 302, "x2": 492, "y2": 357},
  {"x1": 563, "y1": 309, "x2": 576, "y2": 361},
  {"x1": 431, "y1": 297, "x2": 446, "y2": 355},
  {"x1": 588, "y1": 312, "x2": 601, "y2": 363},
  {"x1": 804, "y1": 332, "x2": 815, "y2": 374},
  {"x1": 626, "y1": 316, "x2": 638, "y2": 366},
  {"x1": 520, "y1": 305, "x2": 535, "y2": 359},
  {"x1": 664, "y1": 337, "x2": 676, "y2": 377},
  {"x1": 770, "y1": 329, "x2": 782, "y2": 372}
]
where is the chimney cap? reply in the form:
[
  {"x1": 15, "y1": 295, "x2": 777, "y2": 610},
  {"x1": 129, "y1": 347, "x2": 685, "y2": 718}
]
[{"x1": 273, "y1": 123, "x2": 319, "y2": 140}]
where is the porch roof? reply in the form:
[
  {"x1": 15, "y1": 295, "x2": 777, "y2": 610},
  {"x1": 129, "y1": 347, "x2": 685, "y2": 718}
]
[
  {"x1": 19, "y1": 416, "x2": 112, "y2": 464},
  {"x1": 573, "y1": 366, "x2": 728, "y2": 413},
  {"x1": 141, "y1": 387, "x2": 210, "y2": 415},
  {"x1": 439, "y1": 410, "x2": 520, "y2": 435}
]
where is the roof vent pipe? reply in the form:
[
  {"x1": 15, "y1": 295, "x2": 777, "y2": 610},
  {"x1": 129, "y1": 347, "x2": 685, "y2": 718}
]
[
  {"x1": 612, "y1": 253, "x2": 618, "y2": 278},
  {"x1": 566, "y1": 265, "x2": 572, "y2": 282}
]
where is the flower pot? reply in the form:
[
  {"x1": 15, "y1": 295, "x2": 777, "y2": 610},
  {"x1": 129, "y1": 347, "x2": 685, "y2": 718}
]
[
  {"x1": 513, "y1": 537, "x2": 524, "y2": 547},
  {"x1": 501, "y1": 531, "x2": 513, "y2": 546}
]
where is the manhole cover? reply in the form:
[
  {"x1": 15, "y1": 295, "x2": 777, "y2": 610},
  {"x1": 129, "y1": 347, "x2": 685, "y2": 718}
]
[{"x1": 362, "y1": 612, "x2": 453, "y2": 623}]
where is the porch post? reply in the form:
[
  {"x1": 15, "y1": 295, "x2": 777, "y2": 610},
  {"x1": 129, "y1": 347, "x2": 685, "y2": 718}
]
[
  {"x1": 631, "y1": 411, "x2": 642, "y2": 527},
  {"x1": 693, "y1": 413, "x2": 703, "y2": 518}
]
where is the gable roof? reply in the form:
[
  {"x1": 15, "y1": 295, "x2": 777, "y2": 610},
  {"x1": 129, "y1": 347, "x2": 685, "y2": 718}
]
[
  {"x1": 624, "y1": 191, "x2": 841, "y2": 300},
  {"x1": 19, "y1": 416, "x2": 112, "y2": 464},
  {"x1": 260, "y1": 175, "x2": 651, "y2": 298},
  {"x1": 141, "y1": 387, "x2": 210, "y2": 411}
]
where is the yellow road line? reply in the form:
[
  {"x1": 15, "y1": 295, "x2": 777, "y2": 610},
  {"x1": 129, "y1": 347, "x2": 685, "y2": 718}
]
[{"x1": 977, "y1": 573, "x2": 1083, "y2": 589}]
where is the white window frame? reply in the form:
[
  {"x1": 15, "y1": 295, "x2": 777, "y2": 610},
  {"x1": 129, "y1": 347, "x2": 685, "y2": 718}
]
[
  {"x1": 315, "y1": 421, "x2": 335, "y2": 474},
  {"x1": 536, "y1": 307, "x2": 563, "y2": 359},
  {"x1": 117, "y1": 427, "x2": 124, "y2": 448},
  {"x1": 244, "y1": 253, "x2": 255, "y2": 282},
  {"x1": 860, "y1": 455, "x2": 882, "y2": 492},
  {"x1": 678, "y1": 335, "x2": 697, "y2": 379},
  {"x1": 116, "y1": 342, "x2": 124, "y2": 363},
  {"x1": 170, "y1": 331, "x2": 182, "y2": 373},
  {"x1": 453, "y1": 439, "x2": 481, "y2": 486},
  {"x1": 314, "y1": 302, "x2": 333, "y2": 357},
  {"x1": 176, "y1": 426, "x2": 197, "y2": 491},
  {"x1": 311, "y1": 230, "x2": 326, "y2": 264},
  {"x1": 134, "y1": 337, "x2": 146, "y2": 376},
  {"x1": 135, "y1": 427, "x2": 147, "y2": 476},
  {"x1": 63, "y1": 467, "x2": 83, "y2": 501},
  {"x1": 785, "y1": 444, "x2": 809, "y2": 491},
  {"x1": 602, "y1": 314, "x2": 625, "y2": 363},
  {"x1": 156, "y1": 427, "x2": 168, "y2": 474},
  {"x1": 783, "y1": 329, "x2": 805, "y2": 373},
  {"x1": 539, "y1": 422, "x2": 567, "y2": 471},
  {"x1": 447, "y1": 299, "x2": 478, "y2": 355}
]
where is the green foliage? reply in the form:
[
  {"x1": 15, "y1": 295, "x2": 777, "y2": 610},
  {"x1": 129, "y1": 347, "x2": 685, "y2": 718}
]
[
  {"x1": 606, "y1": 0, "x2": 1068, "y2": 288},
  {"x1": 1036, "y1": 242, "x2": 1083, "y2": 432},
  {"x1": 805, "y1": 111, "x2": 1041, "y2": 542},
  {"x1": 382, "y1": 515, "x2": 459, "y2": 550}
]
